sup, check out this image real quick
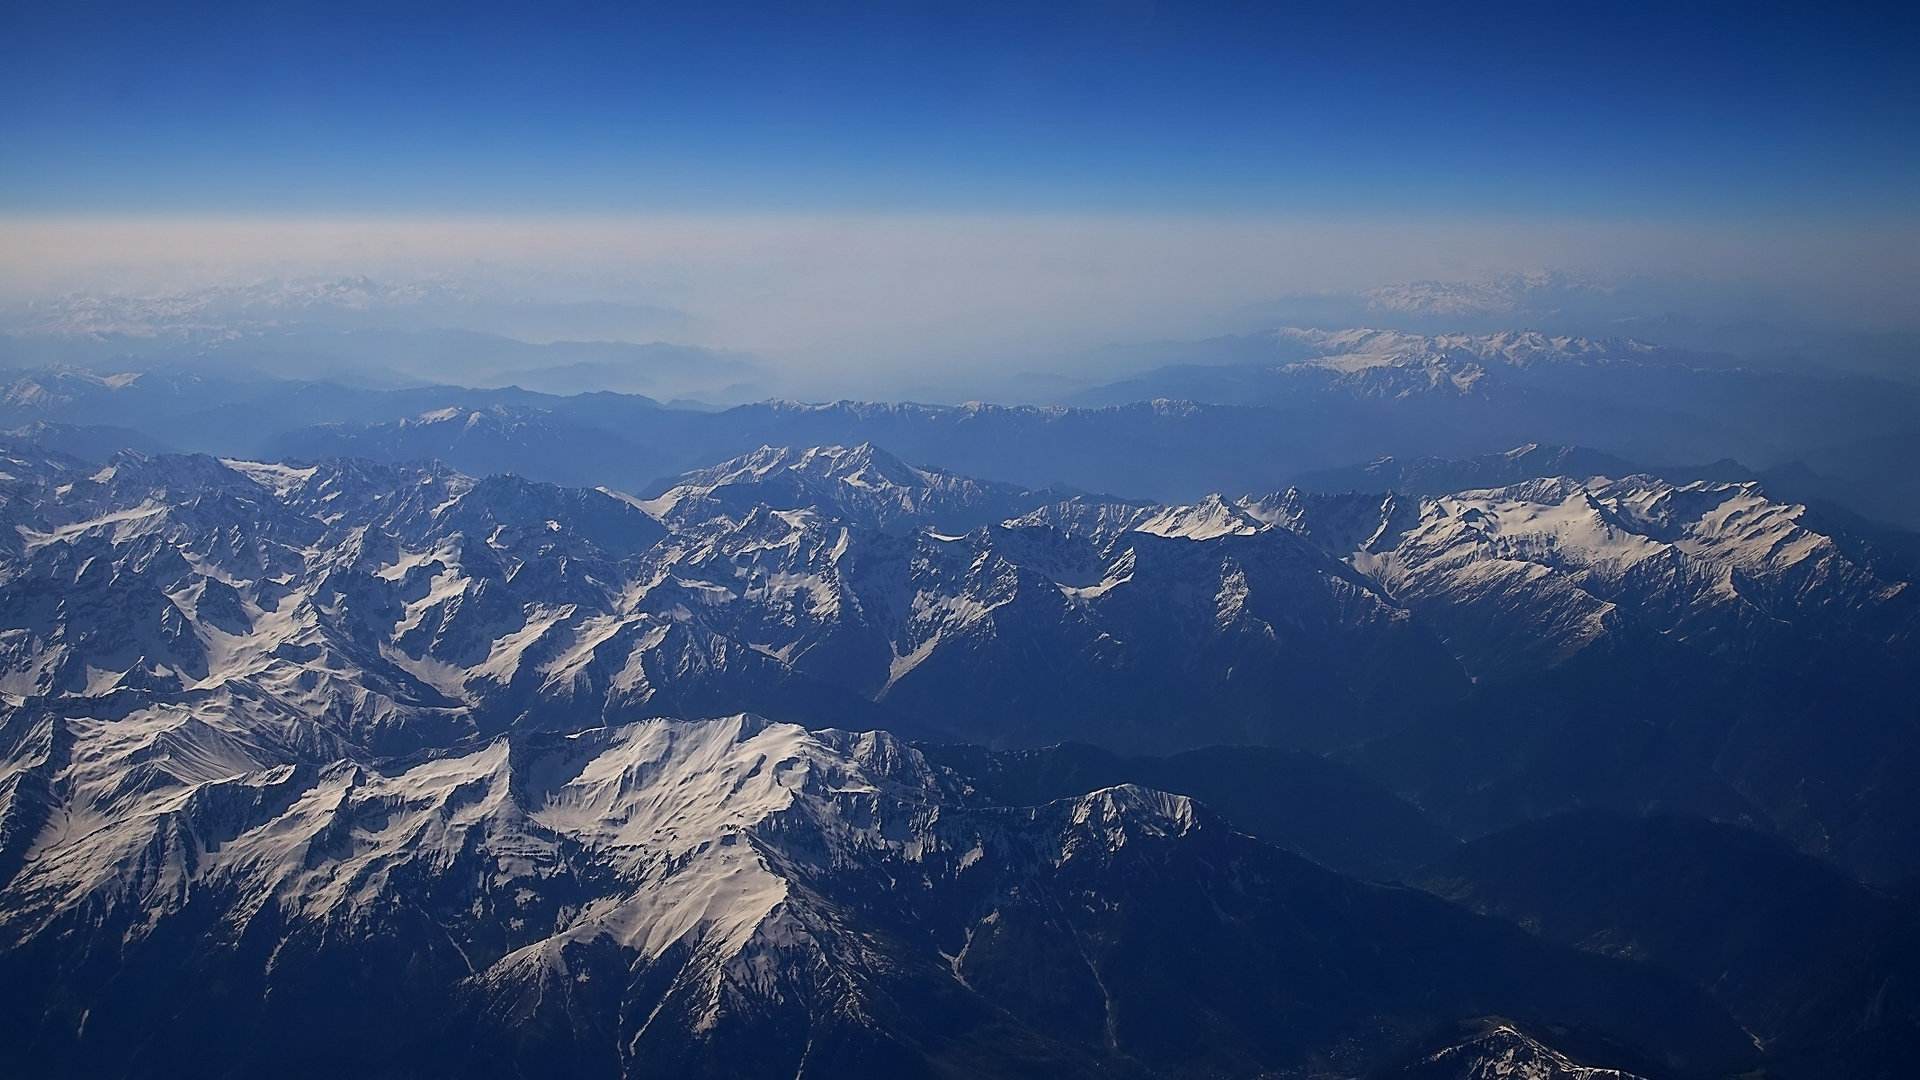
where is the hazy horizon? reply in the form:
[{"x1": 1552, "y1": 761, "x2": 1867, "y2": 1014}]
[
  {"x1": 5, "y1": 213, "x2": 1917, "y2": 399},
  {"x1": 6, "y1": 2, "x2": 1917, "y2": 395}
]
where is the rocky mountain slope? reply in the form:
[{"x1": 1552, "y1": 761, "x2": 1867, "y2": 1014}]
[
  {"x1": 0, "y1": 711, "x2": 1754, "y2": 1079},
  {"x1": 1415, "y1": 812, "x2": 1920, "y2": 1078}
]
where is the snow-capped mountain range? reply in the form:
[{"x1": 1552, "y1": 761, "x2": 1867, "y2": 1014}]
[
  {"x1": 2, "y1": 436, "x2": 1916, "y2": 1075},
  {"x1": 1073, "y1": 326, "x2": 1687, "y2": 404},
  {"x1": 1268, "y1": 326, "x2": 1660, "y2": 394},
  {"x1": 2, "y1": 439, "x2": 1913, "y2": 844}
]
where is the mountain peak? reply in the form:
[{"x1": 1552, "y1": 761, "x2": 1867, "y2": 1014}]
[
  {"x1": 1398, "y1": 1021, "x2": 1645, "y2": 1079},
  {"x1": 645, "y1": 442, "x2": 1048, "y2": 533}
]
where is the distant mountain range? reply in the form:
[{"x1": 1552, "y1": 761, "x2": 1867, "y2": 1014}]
[
  {"x1": 6, "y1": 326, "x2": 1917, "y2": 528},
  {"x1": 1069, "y1": 327, "x2": 1686, "y2": 405},
  {"x1": 15, "y1": 319, "x2": 1920, "y2": 526}
]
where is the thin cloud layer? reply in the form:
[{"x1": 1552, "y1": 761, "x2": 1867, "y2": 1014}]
[{"x1": 3, "y1": 213, "x2": 1916, "y2": 396}]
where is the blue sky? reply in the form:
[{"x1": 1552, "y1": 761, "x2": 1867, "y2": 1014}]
[{"x1": 4, "y1": 1, "x2": 1916, "y2": 219}]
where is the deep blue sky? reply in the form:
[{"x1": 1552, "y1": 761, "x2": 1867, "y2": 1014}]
[{"x1": 2, "y1": 1, "x2": 1916, "y2": 219}]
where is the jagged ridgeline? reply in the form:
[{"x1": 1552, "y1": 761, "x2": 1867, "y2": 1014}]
[{"x1": 1, "y1": 438, "x2": 1916, "y2": 1076}]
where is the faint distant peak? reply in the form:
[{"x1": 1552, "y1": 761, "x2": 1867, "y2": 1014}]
[{"x1": 1362, "y1": 270, "x2": 1622, "y2": 320}]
